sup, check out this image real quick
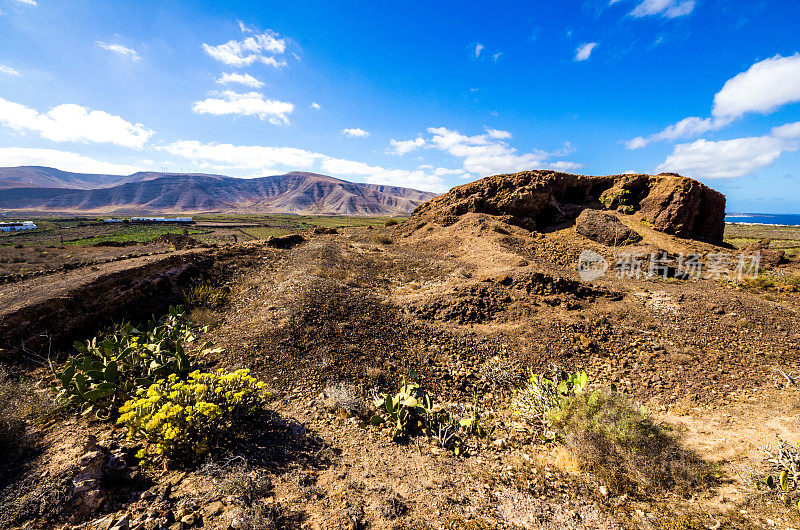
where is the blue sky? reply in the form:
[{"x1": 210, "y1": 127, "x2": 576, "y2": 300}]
[{"x1": 0, "y1": 0, "x2": 799, "y2": 212}]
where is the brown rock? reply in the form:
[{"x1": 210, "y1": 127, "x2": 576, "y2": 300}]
[
  {"x1": 574, "y1": 209, "x2": 642, "y2": 246},
  {"x1": 411, "y1": 170, "x2": 725, "y2": 243}
]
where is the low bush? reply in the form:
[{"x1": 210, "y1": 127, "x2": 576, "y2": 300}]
[
  {"x1": 117, "y1": 368, "x2": 269, "y2": 466},
  {"x1": 50, "y1": 306, "x2": 198, "y2": 418},
  {"x1": 549, "y1": 390, "x2": 707, "y2": 496},
  {"x1": 373, "y1": 234, "x2": 393, "y2": 245},
  {"x1": 511, "y1": 369, "x2": 587, "y2": 435},
  {"x1": 183, "y1": 283, "x2": 230, "y2": 309},
  {"x1": 384, "y1": 219, "x2": 399, "y2": 227},
  {"x1": 323, "y1": 383, "x2": 366, "y2": 417}
]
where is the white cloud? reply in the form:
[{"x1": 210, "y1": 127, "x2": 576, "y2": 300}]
[
  {"x1": 310, "y1": 102, "x2": 321, "y2": 110},
  {"x1": 426, "y1": 126, "x2": 581, "y2": 176},
  {"x1": 630, "y1": 0, "x2": 695, "y2": 18},
  {"x1": 202, "y1": 29, "x2": 286, "y2": 68},
  {"x1": 485, "y1": 128, "x2": 512, "y2": 139},
  {"x1": 320, "y1": 158, "x2": 447, "y2": 192},
  {"x1": 628, "y1": 54, "x2": 800, "y2": 148},
  {"x1": 216, "y1": 72, "x2": 264, "y2": 88},
  {"x1": 0, "y1": 65, "x2": 20, "y2": 76},
  {"x1": 160, "y1": 140, "x2": 323, "y2": 173},
  {"x1": 712, "y1": 53, "x2": 800, "y2": 121},
  {"x1": 161, "y1": 139, "x2": 449, "y2": 192},
  {"x1": 96, "y1": 42, "x2": 141, "y2": 62},
  {"x1": 13, "y1": 0, "x2": 37, "y2": 6},
  {"x1": 388, "y1": 137, "x2": 425, "y2": 155},
  {"x1": 474, "y1": 43, "x2": 484, "y2": 59},
  {"x1": 0, "y1": 98, "x2": 153, "y2": 148},
  {"x1": 192, "y1": 91, "x2": 294, "y2": 125},
  {"x1": 772, "y1": 121, "x2": 800, "y2": 139},
  {"x1": 492, "y1": 52, "x2": 503, "y2": 62},
  {"x1": 626, "y1": 116, "x2": 722, "y2": 149},
  {"x1": 0, "y1": 147, "x2": 140, "y2": 174},
  {"x1": 341, "y1": 128, "x2": 370, "y2": 138},
  {"x1": 575, "y1": 42, "x2": 598, "y2": 62},
  {"x1": 656, "y1": 125, "x2": 800, "y2": 179}
]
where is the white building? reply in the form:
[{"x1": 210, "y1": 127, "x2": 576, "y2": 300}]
[{"x1": 0, "y1": 221, "x2": 37, "y2": 231}]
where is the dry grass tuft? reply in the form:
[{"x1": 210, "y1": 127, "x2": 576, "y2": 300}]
[{"x1": 550, "y1": 391, "x2": 709, "y2": 497}]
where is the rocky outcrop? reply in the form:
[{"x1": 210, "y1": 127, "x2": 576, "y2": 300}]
[
  {"x1": 575, "y1": 209, "x2": 642, "y2": 246},
  {"x1": 411, "y1": 170, "x2": 726, "y2": 243}
]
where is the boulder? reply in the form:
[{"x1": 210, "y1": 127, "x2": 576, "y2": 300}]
[
  {"x1": 744, "y1": 238, "x2": 785, "y2": 267},
  {"x1": 266, "y1": 234, "x2": 305, "y2": 249},
  {"x1": 575, "y1": 209, "x2": 642, "y2": 246},
  {"x1": 411, "y1": 170, "x2": 725, "y2": 243}
]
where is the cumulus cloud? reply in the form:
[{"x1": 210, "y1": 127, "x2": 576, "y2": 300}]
[
  {"x1": 575, "y1": 42, "x2": 598, "y2": 62},
  {"x1": 96, "y1": 42, "x2": 141, "y2": 62},
  {"x1": 0, "y1": 65, "x2": 20, "y2": 76},
  {"x1": 216, "y1": 72, "x2": 264, "y2": 88},
  {"x1": 0, "y1": 147, "x2": 140, "y2": 174},
  {"x1": 630, "y1": 0, "x2": 695, "y2": 18},
  {"x1": 161, "y1": 140, "x2": 322, "y2": 172},
  {"x1": 202, "y1": 29, "x2": 286, "y2": 68},
  {"x1": 14, "y1": 0, "x2": 37, "y2": 6},
  {"x1": 426, "y1": 126, "x2": 581, "y2": 176},
  {"x1": 192, "y1": 91, "x2": 294, "y2": 125},
  {"x1": 0, "y1": 98, "x2": 153, "y2": 148},
  {"x1": 712, "y1": 53, "x2": 800, "y2": 121},
  {"x1": 628, "y1": 54, "x2": 800, "y2": 148},
  {"x1": 388, "y1": 137, "x2": 426, "y2": 155},
  {"x1": 341, "y1": 128, "x2": 370, "y2": 138},
  {"x1": 656, "y1": 122, "x2": 800, "y2": 178},
  {"x1": 310, "y1": 102, "x2": 321, "y2": 110}
]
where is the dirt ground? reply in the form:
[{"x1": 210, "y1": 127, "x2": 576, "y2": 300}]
[{"x1": 1, "y1": 213, "x2": 800, "y2": 529}]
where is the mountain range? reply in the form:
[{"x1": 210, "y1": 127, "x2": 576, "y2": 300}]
[{"x1": 0, "y1": 166, "x2": 438, "y2": 216}]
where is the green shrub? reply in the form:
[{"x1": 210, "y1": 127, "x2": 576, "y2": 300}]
[
  {"x1": 549, "y1": 390, "x2": 706, "y2": 496},
  {"x1": 512, "y1": 369, "x2": 587, "y2": 435},
  {"x1": 183, "y1": 283, "x2": 230, "y2": 309},
  {"x1": 384, "y1": 219, "x2": 399, "y2": 227},
  {"x1": 118, "y1": 368, "x2": 269, "y2": 466},
  {"x1": 50, "y1": 306, "x2": 198, "y2": 418},
  {"x1": 599, "y1": 189, "x2": 635, "y2": 211}
]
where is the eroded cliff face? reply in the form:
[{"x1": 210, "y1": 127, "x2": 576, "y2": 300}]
[{"x1": 411, "y1": 170, "x2": 726, "y2": 243}]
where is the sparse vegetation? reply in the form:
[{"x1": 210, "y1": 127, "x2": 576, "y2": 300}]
[
  {"x1": 384, "y1": 218, "x2": 399, "y2": 227},
  {"x1": 549, "y1": 390, "x2": 707, "y2": 496},
  {"x1": 117, "y1": 368, "x2": 269, "y2": 466},
  {"x1": 0, "y1": 366, "x2": 59, "y2": 458},
  {"x1": 323, "y1": 382, "x2": 366, "y2": 417},
  {"x1": 49, "y1": 306, "x2": 198, "y2": 418},
  {"x1": 183, "y1": 283, "x2": 230, "y2": 309},
  {"x1": 511, "y1": 369, "x2": 587, "y2": 435}
]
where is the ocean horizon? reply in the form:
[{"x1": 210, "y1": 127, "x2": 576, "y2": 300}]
[{"x1": 725, "y1": 213, "x2": 800, "y2": 226}]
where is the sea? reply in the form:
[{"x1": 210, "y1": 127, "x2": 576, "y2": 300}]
[{"x1": 725, "y1": 213, "x2": 800, "y2": 226}]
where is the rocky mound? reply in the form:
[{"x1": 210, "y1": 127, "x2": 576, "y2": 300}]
[
  {"x1": 575, "y1": 209, "x2": 642, "y2": 246},
  {"x1": 411, "y1": 171, "x2": 725, "y2": 243}
]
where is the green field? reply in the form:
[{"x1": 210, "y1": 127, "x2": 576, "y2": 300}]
[
  {"x1": 724, "y1": 222, "x2": 800, "y2": 259},
  {"x1": 0, "y1": 215, "x2": 405, "y2": 247}
]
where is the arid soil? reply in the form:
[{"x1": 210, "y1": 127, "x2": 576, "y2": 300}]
[{"x1": 1, "y1": 173, "x2": 800, "y2": 529}]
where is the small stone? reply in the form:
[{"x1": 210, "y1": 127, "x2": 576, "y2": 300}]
[
  {"x1": 180, "y1": 513, "x2": 196, "y2": 526},
  {"x1": 599, "y1": 485, "x2": 608, "y2": 496},
  {"x1": 111, "y1": 513, "x2": 130, "y2": 530}
]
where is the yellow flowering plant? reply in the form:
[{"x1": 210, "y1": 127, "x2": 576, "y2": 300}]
[{"x1": 117, "y1": 368, "x2": 269, "y2": 466}]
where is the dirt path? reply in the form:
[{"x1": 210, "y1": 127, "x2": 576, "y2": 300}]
[{"x1": 0, "y1": 248, "x2": 211, "y2": 316}]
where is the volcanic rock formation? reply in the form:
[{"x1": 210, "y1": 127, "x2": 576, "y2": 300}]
[{"x1": 411, "y1": 170, "x2": 725, "y2": 243}]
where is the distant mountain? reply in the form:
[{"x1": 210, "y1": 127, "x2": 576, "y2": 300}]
[
  {"x1": 0, "y1": 167, "x2": 438, "y2": 216},
  {"x1": 0, "y1": 166, "x2": 170, "y2": 190}
]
